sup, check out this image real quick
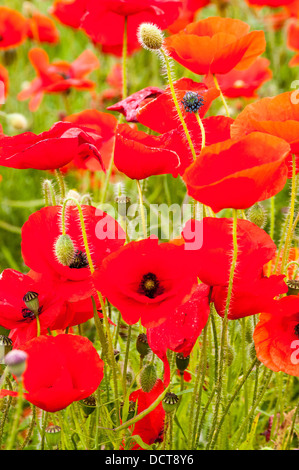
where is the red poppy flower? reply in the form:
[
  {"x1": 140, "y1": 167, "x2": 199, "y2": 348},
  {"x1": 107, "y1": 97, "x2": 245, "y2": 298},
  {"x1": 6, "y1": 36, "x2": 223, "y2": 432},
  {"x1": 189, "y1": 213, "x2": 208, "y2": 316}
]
[
  {"x1": 114, "y1": 123, "x2": 186, "y2": 179},
  {"x1": 287, "y1": 20, "x2": 299, "y2": 66},
  {"x1": 21, "y1": 205, "x2": 126, "y2": 303},
  {"x1": 0, "y1": 121, "x2": 104, "y2": 171},
  {"x1": 80, "y1": 0, "x2": 182, "y2": 57},
  {"x1": 64, "y1": 110, "x2": 118, "y2": 169},
  {"x1": 18, "y1": 48, "x2": 99, "y2": 111},
  {"x1": 93, "y1": 237, "x2": 198, "y2": 328},
  {"x1": 164, "y1": 17, "x2": 266, "y2": 76},
  {"x1": 128, "y1": 379, "x2": 165, "y2": 447},
  {"x1": 205, "y1": 58, "x2": 272, "y2": 99},
  {"x1": 0, "y1": 334, "x2": 104, "y2": 412},
  {"x1": 27, "y1": 12, "x2": 60, "y2": 44},
  {"x1": 107, "y1": 87, "x2": 164, "y2": 123},
  {"x1": 231, "y1": 92, "x2": 299, "y2": 177},
  {"x1": 253, "y1": 296, "x2": 299, "y2": 376},
  {"x1": 137, "y1": 78, "x2": 219, "y2": 134},
  {"x1": 183, "y1": 133, "x2": 290, "y2": 212},
  {"x1": 0, "y1": 7, "x2": 28, "y2": 50},
  {"x1": 168, "y1": 0, "x2": 210, "y2": 34},
  {"x1": 147, "y1": 284, "x2": 210, "y2": 385},
  {"x1": 0, "y1": 269, "x2": 73, "y2": 348},
  {"x1": 51, "y1": 0, "x2": 87, "y2": 30},
  {"x1": 182, "y1": 218, "x2": 287, "y2": 319}
]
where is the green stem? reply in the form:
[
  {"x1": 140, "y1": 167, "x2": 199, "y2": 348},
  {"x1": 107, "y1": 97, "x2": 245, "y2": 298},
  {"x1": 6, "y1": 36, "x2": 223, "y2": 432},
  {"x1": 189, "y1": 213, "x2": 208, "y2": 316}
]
[
  {"x1": 160, "y1": 49, "x2": 197, "y2": 160},
  {"x1": 281, "y1": 155, "x2": 297, "y2": 272},
  {"x1": 6, "y1": 380, "x2": 24, "y2": 450},
  {"x1": 122, "y1": 325, "x2": 132, "y2": 397},
  {"x1": 55, "y1": 169, "x2": 66, "y2": 202},
  {"x1": 212, "y1": 74, "x2": 230, "y2": 117},
  {"x1": 195, "y1": 111, "x2": 206, "y2": 151},
  {"x1": 136, "y1": 180, "x2": 147, "y2": 238}
]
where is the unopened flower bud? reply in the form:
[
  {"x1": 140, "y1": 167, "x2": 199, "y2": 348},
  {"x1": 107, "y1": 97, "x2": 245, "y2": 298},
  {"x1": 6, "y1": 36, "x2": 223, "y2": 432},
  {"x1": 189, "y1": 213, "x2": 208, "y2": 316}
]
[
  {"x1": 176, "y1": 353, "x2": 190, "y2": 373},
  {"x1": 55, "y1": 234, "x2": 75, "y2": 266},
  {"x1": 138, "y1": 23, "x2": 164, "y2": 51},
  {"x1": 66, "y1": 190, "x2": 81, "y2": 203},
  {"x1": 23, "y1": 291, "x2": 39, "y2": 314},
  {"x1": 226, "y1": 345, "x2": 234, "y2": 367},
  {"x1": 249, "y1": 343, "x2": 260, "y2": 363},
  {"x1": 0, "y1": 336, "x2": 12, "y2": 363},
  {"x1": 245, "y1": 323, "x2": 253, "y2": 344},
  {"x1": 80, "y1": 395, "x2": 96, "y2": 417},
  {"x1": 247, "y1": 203, "x2": 267, "y2": 229},
  {"x1": 81, "y1": 194, "x2": 92, "y2": 206},
  {"x1": 42, "y1": 179, "x2": 56, "y2": 206},
  {"x1": 162, "y1": 392, "x2": 179, "y2": 414},
  {"x1": 7, "y1": 113, "x2": 28, "y2": 132},
  {"x1": 140, "y1": 364, "x2": 157, "y2": 393},
  {"x1": 286, "y1": 279, "x2": 299, "y2": 296},
  {"x1": 45, "y1": 425, "x2": 61, "y2": 449},
  {"x1": 5, "y1": 349, "x2": 28, "y2": 379},
  {"x1": 136, "y1": 333, "x2": 150, "y2": 358},
  {"x1": 114, "y1": 349, "x2": 120, "y2": 362}
]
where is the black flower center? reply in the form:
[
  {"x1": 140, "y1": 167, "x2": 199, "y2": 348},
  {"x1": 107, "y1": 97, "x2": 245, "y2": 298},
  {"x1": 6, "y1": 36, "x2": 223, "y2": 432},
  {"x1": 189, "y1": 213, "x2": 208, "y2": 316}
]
[
  {"x1": 20, "y1": 306, "x2": 42, "y2": 323},
  {"x1": 294, "y1": 323, "x2": 299, "y2": 337},
  {"x1": 69, "y1": 250, "x2": 89, "y2": 269},
  {"x1": 181, "y1": 91, "x2": 205, "y2": 114},
  {"x1": 138, "y1": 273, "x2": 164, "y2": 299}
]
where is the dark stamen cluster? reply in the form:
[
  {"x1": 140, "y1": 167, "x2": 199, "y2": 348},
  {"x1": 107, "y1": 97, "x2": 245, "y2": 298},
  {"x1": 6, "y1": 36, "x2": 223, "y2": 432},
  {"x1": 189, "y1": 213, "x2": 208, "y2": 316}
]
[
  {"x1": 20, "y1": 306, "x2": 42, "y2": 322},
  {"x1": 181, "y1": 91, "x2": 205, "y2": 114},
  {"x1": 69, "y1": 250, "x2": 89, "y2": 269},
  {"x1": 138, "y1": 272, "x2": 164, "y2": 299},
  {"x1": 294, "y1": 323, "x2": 299, "y2": 337}
]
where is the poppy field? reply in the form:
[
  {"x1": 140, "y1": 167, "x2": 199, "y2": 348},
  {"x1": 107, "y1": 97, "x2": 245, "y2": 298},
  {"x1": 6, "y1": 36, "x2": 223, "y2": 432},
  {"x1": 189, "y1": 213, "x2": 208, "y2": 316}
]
[{"x1": 0, "y1": 0, "x2": 299, "y2": 453}]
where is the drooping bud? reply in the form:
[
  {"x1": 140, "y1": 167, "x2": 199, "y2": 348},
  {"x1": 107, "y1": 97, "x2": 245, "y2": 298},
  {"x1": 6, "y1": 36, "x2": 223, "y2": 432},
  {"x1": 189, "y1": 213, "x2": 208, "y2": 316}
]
[
  {"x1": 120, "y1": 400, "x2": 136, "y2": 421},
  {"x1": 66, "y1": 190, "x2": 81, "y2": 204},
  {"x1": 140, "y1": 364, "x2": 157, "y2": 393},
  {"x1": 176, "y1": 353, "x2": 190, "y2": 373},
  {"x1": 23, "y1": 291, "x2": 39, "y2": 315},
  {"x1": 0, "y1": 336, "x2": 13, "y2": 363},
  {"x1": 136, "y1": 333, "x2": 150, "y2": 358},
  {"x1": 80, "y1": 395, "x2": 96, "y2": 417},
  {"x1": 138, "y1": 23, "x2": 164, "y2": 51},
  {"x1": 162, "y1": 392, "x2": 179, "y2": 414},
  {"x1": 45, "y1": 425, "x2": 61, "y2": 449},
  {"x1": 5, "y1": 350, "x2": 28, "y2": 379},
  {"x1": 247, "y1": 203, "x2": 267, "y2": 229},
  {"x1": 181, "y1": 91, "x2": 205, "y2": 114},
  {"x1": 55, "y1": 234, "x2": 75, "y2": 266},
  {"x1": 81, "y1": 194, "x2": 92, "y2": 206},
  {"x1": 286, "y1": 279, "x2": 299, "y2": 296}
]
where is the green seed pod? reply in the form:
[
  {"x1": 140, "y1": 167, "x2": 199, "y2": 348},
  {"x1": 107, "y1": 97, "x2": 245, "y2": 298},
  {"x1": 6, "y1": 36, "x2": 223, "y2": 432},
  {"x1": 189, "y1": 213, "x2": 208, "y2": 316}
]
[
  {"x1": 247, "y1": 203, "x2": 267, "y2": 228},
  {"x1": 23, "y1": 291, "x2": 39, "y2": 315},
  {"x1": 80, "y1": 395, "x2": 96, "y2": 417},
  {"x1": 162, "y1": 392, "x2": 179, "y2": 414},
  {"x1": 45, "y1": 425, "x2": 61, "y2": 449},
  {"x1": 0, "y1": 336, "x2": 13, "y2": 363},
  {"x1": 140, "y1": 364, "x2": 157, "y2": 393},
  {"x1": 55, "y1": 234, "x2": 75, "y2": 266},
  {"x1": 136, "y1": 333, "x2": 150, "y2": 358},
  {"x1": 138, "y1": 23, "x2": 164, "y2": 50},
  {"x1": 176, "y1": 353, "x2": 190, "y2": 373},
  {"x1": 286, "y1": 279, "x2": 299, "y2": 296}
]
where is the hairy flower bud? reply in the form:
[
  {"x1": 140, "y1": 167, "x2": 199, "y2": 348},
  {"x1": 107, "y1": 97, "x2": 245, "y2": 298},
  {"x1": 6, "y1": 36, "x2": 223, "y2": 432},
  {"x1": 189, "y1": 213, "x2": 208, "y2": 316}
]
[
  {"x1": 247, "y1": 203, "x2": 267, "y2": 228},
  {"x1": 5, "y1": 349, "x2": 28, "y2": 379},
  {"x1": 140, "y1": 364, "x2": 157, "y2": 393},
  {"x1": 55, "y1": 234, "x2": 75, "y2": 266},
  {"x1": 138, "y1": 23, "x2": 164, "y2": 51}
]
